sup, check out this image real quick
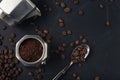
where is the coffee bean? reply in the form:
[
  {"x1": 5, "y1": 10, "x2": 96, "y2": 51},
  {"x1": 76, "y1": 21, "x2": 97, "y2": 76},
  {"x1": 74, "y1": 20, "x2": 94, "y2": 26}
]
[
  {"x1": 76, "y1": 76, "x2": 80, "y2": 80},
  {"x1": 28, "y1": 72, "x2": 33, "y2": 76},
  {"x1": 8, "y1": 49, "x2": 13, "y2": 54},
  {"x1": 59, "y1": 22, "x2": 64, "y2": 27},
  {"x1": 48, "y1": 7, "x2": 52, "y2": 12},
  {"x1": 70, "y1": 42, "x2": 74, "y2": 47},
  {"x1": 10, "y1": 33, "x2": 16, "y2": 39},
  {"x1": 61, "y1": 54, "x2": 65, "y2": 60},
  {"x1": 55, "y1": 2, "x2": 60, "y2": 6},
  {"x1": 72, "y1": 73, "x2": 77, "y2": 78},
  {"x1": 82, "y1": 38, "x2": 87, "y2": 43},
  {"x1": 80, "y1": 35, "x2": 84, "y2": 40},
  {"x1": 79, "y1": 9, "x2": 84, "y2": 16},
  {"x1": 43, "y1": 29, "x2": 49, "y2": 34},
  {"x1": 1, "y1": 26, "x2": 7, "y2": 30},
  {"x1": 62, "y1": 31, "x2": 67, "y2": 36},
  {"x1": 95, "y1": 76, "x2": 101, "y2": 80},
  {"x1": 106, "y1": 20, "x2": 110, "y2": 27},
  {"x1": 10, "y1": 42, "x2": 16, "y2": 46},
  {"x1": 60, "y1": 2, "x2": 66, "y2": 8},
  {"x1": 0, "y1": 35, "x2": 4, "y2": 40},
  {"x1": 67, "y1": 30, "x2": 72, "y2": 35},
  {"x1": 72, "y1": 0, "x2": 79, "y2": 5},
  {"x1": 75, "y1": 40, "x2": 80, "y2": 45},
  {"x1": 58, "y1": 18, "x2": 64, "y2": 23},
  {"x1": 62, "y1": 43, "x2": 67, "y2": 47},
  {"x1": 64, "y1": 7, "x2": 71, "y2": 13},
  {"x1": 9, "y1": 38, "x2": 14, "y2": 42},
  {"x1": 99, "y1": 3, "x2": 104, "y2": 9}
]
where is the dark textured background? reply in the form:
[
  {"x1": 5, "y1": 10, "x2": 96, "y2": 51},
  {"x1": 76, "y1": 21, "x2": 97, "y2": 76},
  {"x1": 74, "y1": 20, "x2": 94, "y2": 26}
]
[{"x1": 0, "y1": 0, "x2": 120, "y2": 80}]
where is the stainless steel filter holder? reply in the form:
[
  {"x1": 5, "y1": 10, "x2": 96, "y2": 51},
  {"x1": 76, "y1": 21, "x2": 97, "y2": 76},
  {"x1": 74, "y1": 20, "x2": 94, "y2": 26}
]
[
  {"x1": 16, "y1": 35, "x2": 48, "y2": 67},
  {"x1": 0, "y1": 0, "x2": 41, "y2": 26}
]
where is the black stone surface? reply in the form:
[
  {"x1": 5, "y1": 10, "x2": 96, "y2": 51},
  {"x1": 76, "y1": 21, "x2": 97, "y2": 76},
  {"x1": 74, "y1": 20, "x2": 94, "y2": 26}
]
[{"x1": 0, "y1": 0, "x2": 120, "y2": 80}]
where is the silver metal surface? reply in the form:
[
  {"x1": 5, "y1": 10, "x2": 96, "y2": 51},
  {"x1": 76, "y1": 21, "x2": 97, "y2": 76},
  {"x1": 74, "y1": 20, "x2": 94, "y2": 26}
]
[
  {"x1": 52, "y1": 44, "x2": 90, "y2": 80},
  {"x1": 16, "y1": 35, "x2": 48, "y2": 67},
  {"x1": 0, "y1": 0, "x2": 41, "y2": 26}
]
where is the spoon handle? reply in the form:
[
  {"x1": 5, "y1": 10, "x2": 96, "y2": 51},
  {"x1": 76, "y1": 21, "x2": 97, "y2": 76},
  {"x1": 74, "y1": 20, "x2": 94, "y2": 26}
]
[{"x1": 52, "y1": 61, "x2": 73, "y2": 80}]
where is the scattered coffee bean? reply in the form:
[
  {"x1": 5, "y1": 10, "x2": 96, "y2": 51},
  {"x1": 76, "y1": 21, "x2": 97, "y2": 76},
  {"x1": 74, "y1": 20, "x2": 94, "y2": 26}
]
[
  {"x1": 9, "y1": 38, "x2": 14, "y2": 42},
  {"x1": 80, "y1": 35, "x2": 84, "y2": 39},
  {"x1": 67, "y1": 30, "x2": 72, "y2": 35},
  {"x1": 28, "y1": 72, "x2": 33, "y2": 76},
  {"x1": 60, "y1": 54, "x2": 66, "y2": 60},
  {"x1": 76, "y1": 76, "x2": 80, "y2": 80},
  {"x1": 79, "y1": 9, "x2": 84, "y2": 16},
  {"x1": 64, "y1": 7, "x2": 71, "y2": 13},
  {"x1": 105, "y1": 20, "x2": 110, "y2": 27},
  {"x1": 58, "y1": 18, "x2": 64, "y2": 23},
  {"x1": 48, "y1": 7, "x2": 52, "y2": 12},
  {"x1": 70, "y1": 42, "x2": 74, "y2": 47},
  {"x1": 75, "y1": 40, "x2": 80, "y2": 45},
  {"x1": 62, "y1": 43, "x2": 67, "y2": 47},
  {"x1": 0, "y1": 34, "x2": 4, "y2": 40},
  {"x1": 95, "y1": 76, "x2": 101, "y2": 80},
  {"x1": 62, "y1": 31, "x2": 67, "y2": 36},
  {"x1": 72, "y1": 0, "x2": 79, "y2": 5},
  {"x1": 60, "y1": 2, "x2": 66, "y2": 8},
  {"x1": 72, "y1": 73, "x2": 77, "y2": 78},
  {"x1": 82, "y1": 38, "x2": 87, "y2": 43},
  {"x1": 1, "y1": 26, "x2": 7, "y2": 30},
  {"x1": 59, "y1": 22, "x2": 64, "y2": 27},
  {"x1": 43, "y1": 29, "x2": 49, "y2": 34},
  {"x1": 55, "y1": 2, "x2": 60, "y2": 6},
  {"x1": 10, "y1": 33, "x2": 16, "y2": 39},
  {"x1": 99, "y1": 3, "x2": 104, "y2": 9}
]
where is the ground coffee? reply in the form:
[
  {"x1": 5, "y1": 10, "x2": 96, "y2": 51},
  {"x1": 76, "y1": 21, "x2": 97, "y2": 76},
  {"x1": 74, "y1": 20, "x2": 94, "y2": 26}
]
[{"x1": 19, "y1": 38, "x2": 43, "y2": 62}]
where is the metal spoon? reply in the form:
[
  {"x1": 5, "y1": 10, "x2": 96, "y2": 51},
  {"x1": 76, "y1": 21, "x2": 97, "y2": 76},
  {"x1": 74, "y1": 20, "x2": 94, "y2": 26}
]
[{"x1": 52, "y1": 44, "x2": 90, "y2": 80}]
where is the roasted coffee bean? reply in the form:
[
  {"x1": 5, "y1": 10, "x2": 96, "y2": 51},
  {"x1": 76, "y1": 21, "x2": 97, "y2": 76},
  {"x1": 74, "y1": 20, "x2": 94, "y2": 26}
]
[
  {"x1": 10, "y1": 42, "x2": 16, "y2": 46},
  {"x1": 99, "y1": 3, "x2": 104, "y2": 9},
  {"x1": 1, "y1": 26, "x2": 7, "y2": 30},
  {"x1": 48, "y1": 7, "x2": 52, "y2": 12},
  {"x1": 106, "y1": 20, "x2": 110, "y2": 27},
  {"x1": 79, "y1": 9, "x2": 84, "y2": 16},
  {"x1": 70, "y1": 42, "x2": 74, "y2": 47},
  {"x1": 59, "y1": 22, "x2": 64, "y2": 27},
  {"x1": 72, "y1": 73, "x2": 77, "y2": 78},
  {"x1": 67, "y1": 30, "x2": 72, "y2": 35},
  {"x1": 62, "y1": 43, "x2": 67, "y2": 47},
  {"x1": 0, "y1": 35, "x2": 4, "y2": 40},
  {"x1": 62, "y1": 31, "x2": 67, "y2": 36},
  {"x1": 72, "y1": 0, "x2": 79, "y2": 5},
  {"x1": 8, "y1": 49, "x2": 13, "y2": 54},
  {"x1": 43, "y1": 29, "x2": 49, "y2": 34},
  {"x1": 28, "y1": 72, "x2": 33, "y2": 76},
  {"x1": 60, "y1": 54, "x2": 65, "y2": 60},
  {"x1": 76, "y1": 76, "x2": 80, "y2": 80},
  {"x1": 10, "y1": 33, "x2": 16, "y2": 39},
  {"x1": 60, "y1": 2, "x2": 66, "y2": 8},
  {"x1": 58, "y1": 18, "x2": 64, "y2": 23},
  {"x1": 55, "y1": 2, "x2": 60, "y2": 6},
  {"x1": 82, "y1": 38, "x2": 87, "y2": 43},
  {"x1": 9, "y1": 38, "x2": 14, "y2": 42},
  {"x1": 64, "y1": 7, "x2": 71, "y2": 13},
  {"x1": 80, "y1": 35, "x2": 84, "y2": 40},
  {"x1": 95, "y1": 76, "x2": 101, "y2": 80},
  {"x1": 75, "y1": 40, "x2": 80, "y2": 45}
]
